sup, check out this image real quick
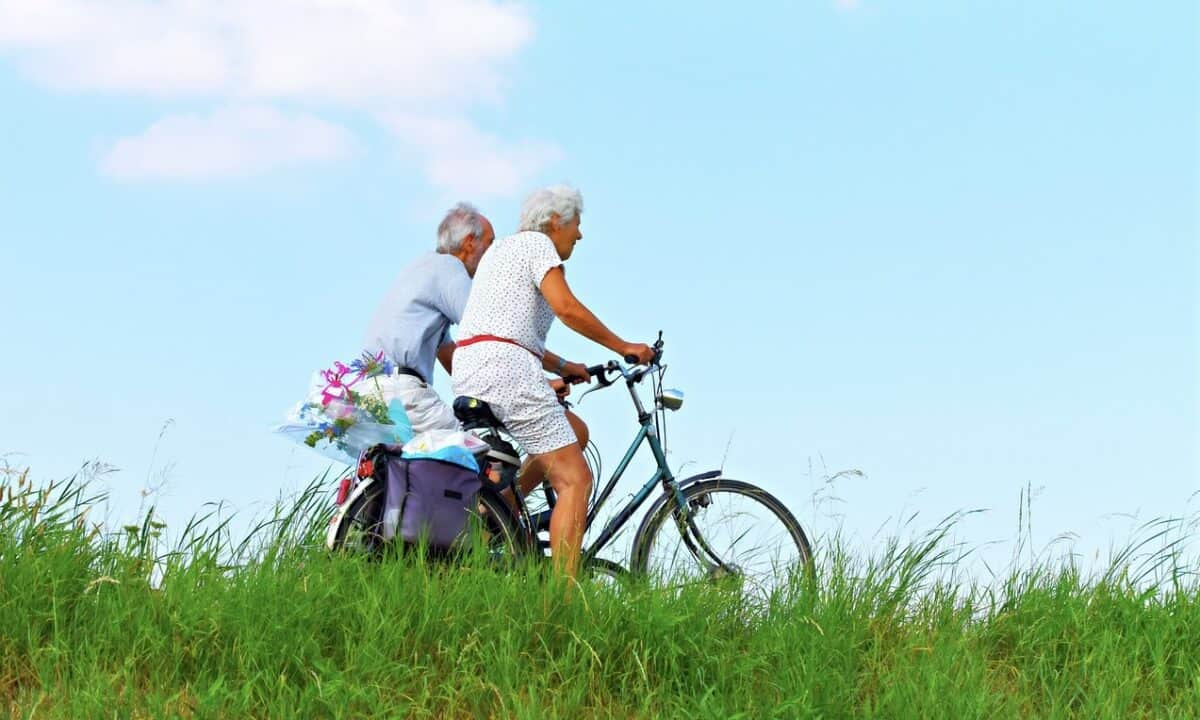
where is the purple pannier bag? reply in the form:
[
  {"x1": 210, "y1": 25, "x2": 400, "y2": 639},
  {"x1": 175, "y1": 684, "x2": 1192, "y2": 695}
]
[{"x1": 378, "y1": 448, "x2": 480, "y2": 548}]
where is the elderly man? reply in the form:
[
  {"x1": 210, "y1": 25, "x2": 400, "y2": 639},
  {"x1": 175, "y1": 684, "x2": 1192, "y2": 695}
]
[
  {"x1": 453, "y1": 185, "x2": 654, "y2": 577},
  {"x1": 363, "y1": 202, "x2": 495, "y2": 433}
]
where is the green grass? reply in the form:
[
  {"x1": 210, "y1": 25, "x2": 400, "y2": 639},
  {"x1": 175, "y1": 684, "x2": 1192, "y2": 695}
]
[{"x1": 2, "y1": 468, "x2": 1198, "y2": 719}]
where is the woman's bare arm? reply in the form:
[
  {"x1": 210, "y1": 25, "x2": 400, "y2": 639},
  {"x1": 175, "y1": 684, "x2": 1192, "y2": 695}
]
[{"x1": 540, "y1": 266, "x2": 651, "y2": 362}]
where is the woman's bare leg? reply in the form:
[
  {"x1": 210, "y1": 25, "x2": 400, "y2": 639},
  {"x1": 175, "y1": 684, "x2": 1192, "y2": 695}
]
[
  {"x1": 522, "y1": 442, "x2": 592, "y2": 577},
  {"x1": 517, "y1": 410, "x2": 588, "y2": 496}
]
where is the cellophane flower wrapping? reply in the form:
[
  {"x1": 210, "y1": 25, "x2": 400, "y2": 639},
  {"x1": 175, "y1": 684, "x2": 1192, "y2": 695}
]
[{"x1": 274, "y1": 352, "x2": 412, "y2": 465}]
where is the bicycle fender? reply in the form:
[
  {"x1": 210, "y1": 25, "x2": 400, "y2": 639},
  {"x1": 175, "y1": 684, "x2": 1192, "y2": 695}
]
[
  {"x1": 629, "y1": 470, "x2": 722, "y2": 567},
  {"x1": 677, "y1": 469, "x2": 722, "y2": 489},
  {"x1": 325, "y1": 477, "x2": 377, "y2": 551}
]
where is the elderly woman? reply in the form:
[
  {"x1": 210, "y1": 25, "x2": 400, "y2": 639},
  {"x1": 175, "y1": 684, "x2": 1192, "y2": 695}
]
[{"x1": 453, "y1": 185, "x2": 653, "y2": 577}]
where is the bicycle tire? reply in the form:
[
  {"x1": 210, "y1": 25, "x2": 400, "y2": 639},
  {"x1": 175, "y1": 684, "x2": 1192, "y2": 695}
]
[
  {"x1": 466, "y1": 486, "x2": 529, "y2": 565},
  {"x1": 630, "y1": 479, "x2": 814, "y2": 602},
  {"x1": 330, "y1": 480, "x2": 387, "y2": 555},
  {"x1": 328, "y1": 482, "x2": 526, "y2": 562},
  {"x1": 584, "y1": 556, "x2": 628, "y2": 580}
]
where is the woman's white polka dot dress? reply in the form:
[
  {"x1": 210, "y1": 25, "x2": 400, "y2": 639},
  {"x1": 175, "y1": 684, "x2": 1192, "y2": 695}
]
[{"x1": 452, "y1": 231, "x2": 577, "y2": 455}]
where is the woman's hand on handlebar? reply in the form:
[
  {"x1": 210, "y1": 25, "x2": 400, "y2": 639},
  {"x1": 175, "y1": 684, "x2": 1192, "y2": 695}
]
[{"x1": 621, "y1": 342, "x2": 655, "y2": 365}]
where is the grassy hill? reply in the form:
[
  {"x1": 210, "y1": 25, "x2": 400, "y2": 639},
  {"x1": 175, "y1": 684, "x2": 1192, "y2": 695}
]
[{"x1": 2, "y1": 470, "x2": 1197, "y2": 719}]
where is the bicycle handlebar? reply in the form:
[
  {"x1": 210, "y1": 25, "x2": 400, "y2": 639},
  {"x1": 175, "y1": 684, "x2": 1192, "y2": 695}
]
[
  {"x1": 572, "y1": 335, "x2": 666, "y2": 405},
  {"x1": 622, "y1": 333, "x2": 665, "y2": 367},
  {"x1": 585, "y1": 334, "x2": 666, "y2": 388}
]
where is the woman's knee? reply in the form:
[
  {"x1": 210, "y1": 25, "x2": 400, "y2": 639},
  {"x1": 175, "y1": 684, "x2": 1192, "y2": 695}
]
[
  {"x1": 554, "y1": 464, "x2": 592, "y2": 497},
  {"x1": 541, "y1": 446, "x2": 591, "y2": 495}
]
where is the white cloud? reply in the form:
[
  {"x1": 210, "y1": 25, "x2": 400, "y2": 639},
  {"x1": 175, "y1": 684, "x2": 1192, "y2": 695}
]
[
  {"x1": 0, "y1": 0, "x2": 233, "y2": 96},
  {"x1": 0, "y1": 0, "x2": 555, "y2": 193},
  {"x1": 101, "y1": 105, "x2": 355, "y2": 180},
  {"x1": 0, "y1": 0, "x2": 532, "y2": 102},
  {"x1": 385, "y1": 112, "x2": 561, "y2": 198},
  {"x1": 228, "y1": 1, "x2": 532, "y2": 106}
]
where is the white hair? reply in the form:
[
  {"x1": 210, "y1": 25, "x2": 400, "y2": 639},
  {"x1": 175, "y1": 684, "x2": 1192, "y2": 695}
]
[
  {"x1": 436, "y1": 202, "x2": 485, "y2": 253},
  {"x1": 518, "y1": 185, "x2": 584, "y2": 233}
]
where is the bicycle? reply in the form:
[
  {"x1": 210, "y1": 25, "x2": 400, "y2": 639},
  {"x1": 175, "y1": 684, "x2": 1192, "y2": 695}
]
[{"x1": 329, "y1": 334, "x2": 814, "y2": 600}]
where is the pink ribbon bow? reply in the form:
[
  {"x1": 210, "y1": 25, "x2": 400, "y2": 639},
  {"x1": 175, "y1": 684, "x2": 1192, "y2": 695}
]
[{"x1": 319, "y1": 351, "x2": 388, "y2": 407}]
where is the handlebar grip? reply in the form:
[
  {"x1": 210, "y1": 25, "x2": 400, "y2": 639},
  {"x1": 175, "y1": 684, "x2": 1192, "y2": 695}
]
[
  {"x1": 623, "y1": 355, "x2": 639, "y2": 364},
  {"x1": 586, "y1": 364, "x2": 607, "y2": 377}
]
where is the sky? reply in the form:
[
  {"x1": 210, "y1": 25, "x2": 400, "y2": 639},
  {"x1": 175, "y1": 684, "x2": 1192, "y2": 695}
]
[{"x1": 1, "y1": 1, "x2": 1196, "y2": 576}]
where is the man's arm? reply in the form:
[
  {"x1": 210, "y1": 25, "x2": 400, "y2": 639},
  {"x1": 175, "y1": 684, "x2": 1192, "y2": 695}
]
[
  {"x1": 436, "y1": 264, "x2": 472, "y2": 324},
  {"x1": 436, "y1": 341, "x2": 455, "y2": 375},
  {"x1": 433, "y1": 262, "x2": 471, "y2": 376}
]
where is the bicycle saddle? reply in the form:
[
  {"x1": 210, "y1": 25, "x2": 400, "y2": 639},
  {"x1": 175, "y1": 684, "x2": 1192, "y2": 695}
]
[{"x1": 453, "y1": 396, "x2": 502, "y2": 429}]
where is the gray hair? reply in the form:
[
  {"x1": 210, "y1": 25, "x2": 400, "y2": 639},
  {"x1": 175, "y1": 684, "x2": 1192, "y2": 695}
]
[
  {"x1": 518, "y1": 185, "x2": 584, "y2": 233},
  {"x1": 436, "y1": 202, "x2": 485, "y2": 253}
]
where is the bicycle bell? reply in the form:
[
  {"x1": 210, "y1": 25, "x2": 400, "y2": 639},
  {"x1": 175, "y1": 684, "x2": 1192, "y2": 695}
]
[{"x1": 657, "y1": 388, "x2": 685, "y2": 411}]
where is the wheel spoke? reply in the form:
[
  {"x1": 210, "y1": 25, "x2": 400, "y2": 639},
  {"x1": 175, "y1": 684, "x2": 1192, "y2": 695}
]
[{"x1": 635, "y1": 480, "x2": 812, "y2": 606}]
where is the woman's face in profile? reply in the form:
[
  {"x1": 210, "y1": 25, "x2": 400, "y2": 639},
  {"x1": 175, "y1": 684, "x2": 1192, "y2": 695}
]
[{"x1": 548, "y1": 213, "x2": 582, "y2": 260}]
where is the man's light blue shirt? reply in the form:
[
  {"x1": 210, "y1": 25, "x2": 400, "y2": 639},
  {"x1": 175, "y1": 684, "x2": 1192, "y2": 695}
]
[{"x1": 363, "y1": 252, "x2": 472, "y2": 383}]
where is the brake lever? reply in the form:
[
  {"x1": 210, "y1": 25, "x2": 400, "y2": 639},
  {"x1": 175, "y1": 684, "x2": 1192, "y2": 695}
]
[
  {"x1": 586, "y1": 361, "x2": 617, "y2": 387},
  {"x1": 575, "y1": 361, "x2": 619, "y2": 404},
  {"x1": 575, "y1": 382, "x2": 605, "y2": 405}
]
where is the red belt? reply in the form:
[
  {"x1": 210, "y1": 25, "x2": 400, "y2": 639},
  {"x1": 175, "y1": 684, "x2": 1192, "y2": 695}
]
[{"x1": 456, "y1": 334, "x2": 542, "y2": 359}]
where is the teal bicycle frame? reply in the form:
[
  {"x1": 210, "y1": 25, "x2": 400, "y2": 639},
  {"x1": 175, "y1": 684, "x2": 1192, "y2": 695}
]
[{"x1": 537, "y1": 360, "x2": 721, "y2": 566}]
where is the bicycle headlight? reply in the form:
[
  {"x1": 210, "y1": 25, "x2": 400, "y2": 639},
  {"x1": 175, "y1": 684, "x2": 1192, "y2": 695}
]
[{"x1": 657, "y1": 388, "x2": 684, "y2": 411}]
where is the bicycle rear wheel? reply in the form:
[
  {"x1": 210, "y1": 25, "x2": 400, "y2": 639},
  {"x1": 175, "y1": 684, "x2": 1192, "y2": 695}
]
[
  {"x1": 330, "y1": 481, "x2": 386, "y2": 555},
  {"x1": 630, "y1": 479, "x2": 813, "y2": 604},
  {"x1": 328, "y1": 482, "x2": 526, "y2": 562},
  {"x1": 463, "y1": 486, "x2": 528, "y2": 566}
]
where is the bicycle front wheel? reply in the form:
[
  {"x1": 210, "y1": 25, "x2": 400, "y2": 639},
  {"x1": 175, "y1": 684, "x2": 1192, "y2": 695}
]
[{"x1": 630, "y1": 479, "x2": 813, "y2": 603}]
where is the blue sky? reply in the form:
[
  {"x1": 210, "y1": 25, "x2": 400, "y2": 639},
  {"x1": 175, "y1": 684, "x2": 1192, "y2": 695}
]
[{"x1": 2, "y1": 1, "x2": 1196, "y2": 572}]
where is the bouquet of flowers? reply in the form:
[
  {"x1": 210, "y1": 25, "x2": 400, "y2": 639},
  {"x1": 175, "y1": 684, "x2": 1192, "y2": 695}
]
[{"x1": 275, "y1": 351, "x2": 414, "y2": 464}]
